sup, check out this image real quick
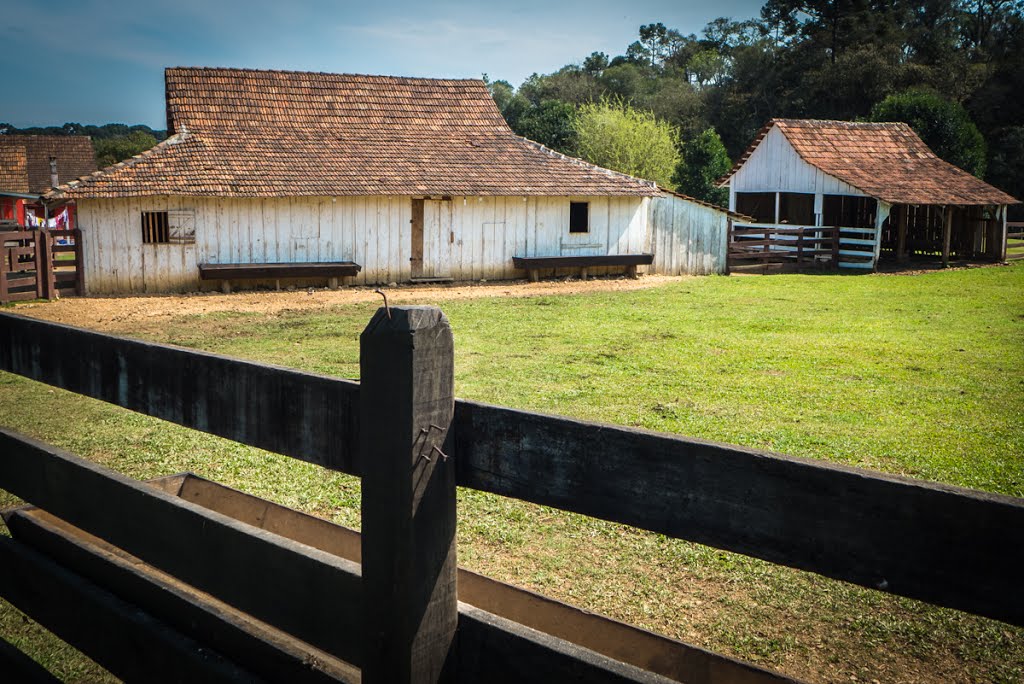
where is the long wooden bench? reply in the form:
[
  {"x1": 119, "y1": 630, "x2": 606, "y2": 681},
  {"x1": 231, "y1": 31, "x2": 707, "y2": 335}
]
[
  {"x1": 512, "y1": 254, "x2": 654, "y2": 282},
  {"x1": 198, "y1": 261, "x2": 362, "y2": 292}
]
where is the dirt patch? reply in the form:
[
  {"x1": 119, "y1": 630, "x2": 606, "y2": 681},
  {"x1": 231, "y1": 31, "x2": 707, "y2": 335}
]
[{"x1": 11, "y1": 275, "x2": 689, "y2": 332}]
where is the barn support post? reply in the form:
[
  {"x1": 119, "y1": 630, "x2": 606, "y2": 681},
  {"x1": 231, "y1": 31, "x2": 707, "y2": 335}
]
[
  {"x1": 942, "y1": 206, "x2": 953, "y2": 268},
  {"x1": 360, "y1": 306, "x2": 457, "y2": 684},
  {"x1": 896, "y1": 205, "x2": 909, "y2": 263}
]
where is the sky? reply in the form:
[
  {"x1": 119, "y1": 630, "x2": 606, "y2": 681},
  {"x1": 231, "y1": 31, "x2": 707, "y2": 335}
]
[{"x1": 2, "y1": 0, "x2": 764, "y2": 129}]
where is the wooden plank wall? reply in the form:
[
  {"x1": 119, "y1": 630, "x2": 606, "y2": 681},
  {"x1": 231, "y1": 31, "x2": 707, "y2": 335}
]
[
  {"x1": 729, "y1": 127, "x2": 867, "y2": 198},
  {"x1": 649, "y1": 194, "x2": 728, "y2": 275},
  {"x1": 76, "y1": 196, "x2": 649, "y2": 293}
]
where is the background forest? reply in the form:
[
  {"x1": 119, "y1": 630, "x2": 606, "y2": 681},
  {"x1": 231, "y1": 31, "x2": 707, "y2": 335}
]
[
  {"x1": 1, "y1": 1, "x2": 1020, "y2": 214},
  {"x1": 488, "y1": 0, "x2": 1024, "y2": 212}
]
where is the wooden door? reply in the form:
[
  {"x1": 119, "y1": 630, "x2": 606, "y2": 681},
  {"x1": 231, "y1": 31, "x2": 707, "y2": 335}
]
[{"x1": 418, "y1": 199, "x2": 452, "y2": 278}]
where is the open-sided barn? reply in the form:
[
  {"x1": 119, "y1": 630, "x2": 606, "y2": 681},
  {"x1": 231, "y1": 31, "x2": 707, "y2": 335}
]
[
  {"x1": 720, "y1": 119, "x2": 1019, "y2": 271},
  {"x1": 45, "y1": 67, "x2": 736, "y2": 293}
]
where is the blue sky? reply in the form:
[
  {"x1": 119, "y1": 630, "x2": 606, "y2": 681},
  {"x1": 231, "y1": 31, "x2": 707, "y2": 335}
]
[{"x1": 3, "y1": 0, "x2": 764, "y2": 129}]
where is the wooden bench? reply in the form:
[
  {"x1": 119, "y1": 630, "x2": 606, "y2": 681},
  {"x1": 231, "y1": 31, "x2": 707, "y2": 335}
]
[
  {"x1": 512, "y1": 254, "x2": 654, "y2": 282},
  {"x1": 198, "y1": 262, "x2": 362, "y2": 293}
]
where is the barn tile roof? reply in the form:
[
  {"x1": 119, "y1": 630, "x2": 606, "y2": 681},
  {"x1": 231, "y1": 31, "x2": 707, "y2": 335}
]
[
  {"x1": 721, "y1": 119, "x2": 1018, "y2": 206},
  {"x1": 0, "y1": 135, "x2": 96, "y2": 195},
  {"x1": 49, "y1": 67, "x2": 658, "y2": 200}
]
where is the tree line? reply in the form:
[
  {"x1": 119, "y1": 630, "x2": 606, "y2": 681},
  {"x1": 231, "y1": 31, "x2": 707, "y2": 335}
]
[
  {"x1": 488, "y1": 0, "x2": 1023, "y2": 211},
  {"x1": 0, "y1": 123, "x2": 167, "y2": 169}
]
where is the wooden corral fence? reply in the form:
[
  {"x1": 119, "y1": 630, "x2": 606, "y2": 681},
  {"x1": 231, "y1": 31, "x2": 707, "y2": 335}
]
[
  {"x1": 728, "y1": 224, "x2": 840, "y2": 272},
  {"x1": 0, "y1": 309, "x2": 1022, "y2": 683},
  {"x1": 0, "y1": 229, "x2": 83, "y2": 304},
  {"x1": 1007, "y1": 221, "x2": 1024, "y2": 261}
]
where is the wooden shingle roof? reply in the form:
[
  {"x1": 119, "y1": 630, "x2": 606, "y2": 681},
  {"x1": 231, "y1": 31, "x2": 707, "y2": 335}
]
[
  {"x1": 722, "y1": 119, "x2": 1017, "y2": 206},
  {"x1": 0, "y1": 135, "x2": 96, "y2": 195},
  {"x1": 50, "y1": 67, "x2": 657, "y2": 199}
]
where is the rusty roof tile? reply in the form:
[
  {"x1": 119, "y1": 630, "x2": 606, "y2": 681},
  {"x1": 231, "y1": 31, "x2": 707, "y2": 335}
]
[
  {"x1": 0, "y1": 135, "x2": 96, "y2": 195},
  {"x1": 721, "y1": 119, "x2": 1017, "y2": 206},
  {"x1": 50, "y1": 67, "x2": 657, "y2": 200}
]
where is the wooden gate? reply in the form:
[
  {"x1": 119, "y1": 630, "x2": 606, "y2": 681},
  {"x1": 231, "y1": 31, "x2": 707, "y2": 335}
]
[{"x1": 0, "y1": 228, "x2": 83, "y2": 303}]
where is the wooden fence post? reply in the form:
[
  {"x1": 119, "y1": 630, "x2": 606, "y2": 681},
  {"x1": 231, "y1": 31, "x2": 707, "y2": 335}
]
[
  {"x1": 360, "y1": 306, "x2": 457, "y2": 684},
  {"x1": 0, "y1": 247, "x2": 8, "y2": 305},
  {"x1": 34, "y1": 230, "x2": 53, "y2": 300},
  {"x1": 73, "y1": 228, "x2": 85, "y2": 296}
]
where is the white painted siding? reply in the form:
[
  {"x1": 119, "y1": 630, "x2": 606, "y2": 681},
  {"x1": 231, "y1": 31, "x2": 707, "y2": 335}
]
[
  {"x1": 730, "y1": 126, "x2": 866, "y2": 197},
  {"x1": 649, "y1": 194, "x2": 729, "y2": 275},
  {"x1": 77, "y1": 195, "x2": 650, "y2": 293}
]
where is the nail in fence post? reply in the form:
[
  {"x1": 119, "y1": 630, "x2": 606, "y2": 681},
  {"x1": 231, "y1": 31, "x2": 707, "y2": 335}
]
[{"x1": 360, "y1": 306, "x2": 457, "y2": 683}]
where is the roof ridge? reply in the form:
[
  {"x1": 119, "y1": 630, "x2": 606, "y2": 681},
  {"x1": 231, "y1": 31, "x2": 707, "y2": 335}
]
[{"x1": 165, "y1": 66, "x2": 485, "y2": 84}]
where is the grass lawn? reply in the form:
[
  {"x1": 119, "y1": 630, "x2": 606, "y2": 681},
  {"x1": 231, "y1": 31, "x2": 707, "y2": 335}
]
[{"x1": 1, "y1": 264, "x2": 1023, "y2": 682}]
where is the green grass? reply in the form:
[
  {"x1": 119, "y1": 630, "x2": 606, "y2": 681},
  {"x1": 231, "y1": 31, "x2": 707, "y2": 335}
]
[{"x1": 1, "y1": 264, "x2": 1023, "y2": 682}]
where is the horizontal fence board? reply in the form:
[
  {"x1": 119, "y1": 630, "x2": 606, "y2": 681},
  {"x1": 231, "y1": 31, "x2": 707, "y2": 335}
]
[
  {"x1": 0, "y1": 432, "x2": 682, "y2": 683},
  {"x1": 0, "y1": 312, "x2": 360, "y2": 474},
  {"x1": 2, "y1": 314, "x2": 1023, "y2": 625},
  {"x1": 452, "y1": 401, "x2": 1024, "y2": 626},
  {"x1": 4, "y1": 508, "x2": 359, "y2": 684},
  {"x1": 0, "y1": 429, "x2": 364, "y2": 664},
  {"x1": 0, "y1": 536, "x2": 257, "y2": 683}
]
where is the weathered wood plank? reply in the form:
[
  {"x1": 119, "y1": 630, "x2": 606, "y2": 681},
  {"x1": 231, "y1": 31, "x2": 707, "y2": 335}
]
[
  {"x1": 198, "y1": 261, "x2": 361, "y2": 280},
  {"x1": 451, "y1": 401, "x2": 1024, "y2": 626},
  {"x1": 512, "y1": 254, "x2": 654, "y2": 269},
  {"x1": 456, "y1": 604, "x2": 673, "y2": 684},
  {"x1": 360, "y1": 307, "x2": 458, "y2": 683},
  {"x1": 3, "y1": 507, "x2": 359, "y2": 684},
  {"x1": 0, "y1": 312, "x2": 360, "y2": 474},
  {"x1": 0, "y1": 536, "x2": 258, "y2": 683},
  {"x1": 0, "y1": 429, "x2": 364, "y2": 663},
  {"x1": 174, "y1": 472, "x2": 794, "y2": 683}
]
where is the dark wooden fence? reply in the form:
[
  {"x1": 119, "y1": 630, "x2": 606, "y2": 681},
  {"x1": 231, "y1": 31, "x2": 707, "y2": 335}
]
[
  {"x1": 1007, "y1": 222, "x2": 1024, "y2": 261},
  {"x1": 0, "y1": 309, "x2": 1022, "y2": 683},
  {"x1": 728, "y1": 224, "x2": 839, "y2": 272},
  {"x1": 0, "y1": 229, "x2": 83, "y2": 304}
]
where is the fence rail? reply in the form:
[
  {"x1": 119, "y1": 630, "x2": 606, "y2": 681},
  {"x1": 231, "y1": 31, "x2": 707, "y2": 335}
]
[
  {"x1": 1, "y1": 311, "x2": 1021, "y2": 630},
  {"x1": 728, "y1": 224, "x2": 839, "y2": 271},
  {"x1": 1007, "y1": 222, "x2": 1024, "y2": 261},
  {"x1": 0, "y1": 228, "x2": 83, "y2": 304}
]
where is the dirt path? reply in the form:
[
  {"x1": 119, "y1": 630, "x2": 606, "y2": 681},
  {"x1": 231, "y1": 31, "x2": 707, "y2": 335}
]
[{"x1": 12, "y1": 275, "x2": 689, "y2": 332}]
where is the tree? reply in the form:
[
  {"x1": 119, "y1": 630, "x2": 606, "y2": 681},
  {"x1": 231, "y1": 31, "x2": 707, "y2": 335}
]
[
  {"x1": 673, "y1": 128, "x2": 732, "y2": 205},
  {"x1": 515, "y1": 100, "x2": 577, "y2": 153},
  {"x1": 869, "y1": 89, "x2": 988, "y2": 177},
  {"x1": 93, "y1": 130, "x2": 159, "y2": 168},
  {"x1": 573, "y1": 98, "x2": 680, "y2": 187},
  {"x1": 986, "y1": 126, "x2": 1024, "y2": 216}
]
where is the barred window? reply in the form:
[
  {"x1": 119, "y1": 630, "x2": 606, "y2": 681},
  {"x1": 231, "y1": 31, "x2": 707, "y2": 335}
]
[{"x1": 142, "y1": 210, "x2": 195, "y2": 244}]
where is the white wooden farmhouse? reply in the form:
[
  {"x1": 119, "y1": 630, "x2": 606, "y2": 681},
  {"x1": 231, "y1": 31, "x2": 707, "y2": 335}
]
[
  {"x1": 720, "y1": 119, "x2": 1018, "y2": 270},
  {"x1": 46, "y1": 67, "x2": 735, "y2": 293}
]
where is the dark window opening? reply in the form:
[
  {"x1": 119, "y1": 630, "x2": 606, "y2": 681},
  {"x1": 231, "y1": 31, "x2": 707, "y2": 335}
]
[
  {"x1": 735, "y1": 192, "x2": 775, "y2": 223},
  {"x1": 822, "y1": 195, "x2": 877, "y2": 228},
  {"x1": 142, "y1": 211, "x2": 170, "y2": 244},
  {"x1": 778, "y1": 193, "x2": 815, "y2": 226},
  {"x1": 569, "y1": 202, "x2": 589, "y2": 233}
]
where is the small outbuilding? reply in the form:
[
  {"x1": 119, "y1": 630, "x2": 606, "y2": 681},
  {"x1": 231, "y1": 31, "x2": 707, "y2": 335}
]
[
  {"x1": 46, "y1": 67, "x2": 736, "y2": 293},
  {"x1": 720, "y1": 119, "x2": 1019, "y2": 270}
]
